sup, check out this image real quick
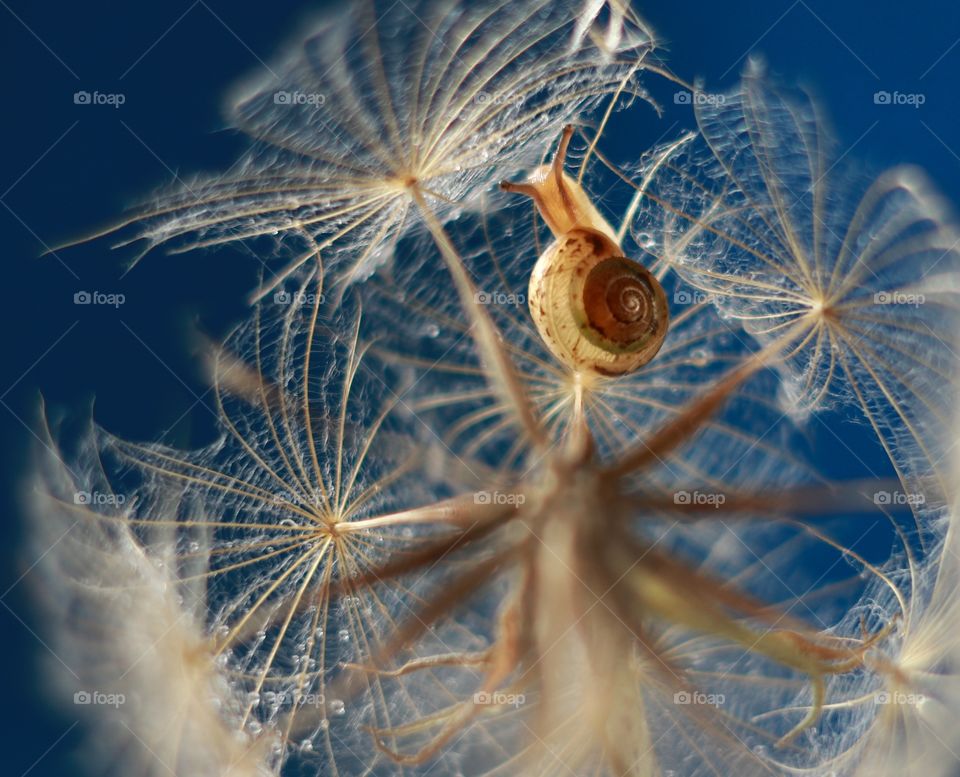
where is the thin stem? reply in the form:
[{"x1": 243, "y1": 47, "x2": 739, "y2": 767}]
[{"x1": 411, "y1": 187, "x2": 547, "y2": 451}]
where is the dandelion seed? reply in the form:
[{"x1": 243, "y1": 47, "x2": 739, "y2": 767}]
[
  {"x1": 818, "y1": 424, "x2": 960, "y2": 777},
  {"x1": 638, "y1": 61, "x2": 960, "y2": 521},
  {"x1": 36, "y1": 287, "x2": 521, "y2": 774},
  {"x1": 54, "y1": 0, "x2": 661, "y2": 304},
  {"x1": 28, "y1": 406, "x2": 275, "y2": 777}
]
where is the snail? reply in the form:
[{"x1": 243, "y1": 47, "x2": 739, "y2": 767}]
[{"x1": 500, "y1": 125, "x2": 669, "y2": 376}]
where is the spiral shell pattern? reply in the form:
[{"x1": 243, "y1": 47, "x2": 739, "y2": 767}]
[{"x1": 529, "y1": 228, "x2": 669, "y2": 375}]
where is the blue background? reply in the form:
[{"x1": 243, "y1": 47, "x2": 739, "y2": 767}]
[{"x1": 2, "y1": 0, "x2": 959, "y2": 773}]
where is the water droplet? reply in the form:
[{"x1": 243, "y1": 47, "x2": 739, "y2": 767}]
[
  {"x1": 637, "y1": 231, "x2": 656, "y2": 249},
  {"x1": 338, "y1": 629, "x2": 350, "y2": 642},
  {"x1": 329, "y1": 699, "x2": 346, "y2": 716},
  {"x1": 246, "y1": 692, "x2": 261, "y2": 706}
]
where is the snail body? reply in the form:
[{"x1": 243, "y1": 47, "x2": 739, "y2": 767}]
[{"x1": 501, "y1": 126, "x2": 668, "y2": 376}]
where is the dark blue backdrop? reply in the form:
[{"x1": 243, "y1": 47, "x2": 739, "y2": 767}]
[{"x1": 2, "y1": 1, "x2": 959, "y2": 773}]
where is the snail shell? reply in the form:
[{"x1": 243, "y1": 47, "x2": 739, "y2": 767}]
[
  {"x1": 502, "y1": 125, "x2": 669, "y2": 375},
  {"x1": 529, "y1": 228, "x2": 668, "y2": 375}
]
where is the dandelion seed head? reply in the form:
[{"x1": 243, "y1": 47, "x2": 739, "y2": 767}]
[{"x1": 67, "y1": 0, "x2": 661, "y2": 306}]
